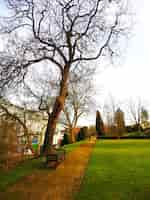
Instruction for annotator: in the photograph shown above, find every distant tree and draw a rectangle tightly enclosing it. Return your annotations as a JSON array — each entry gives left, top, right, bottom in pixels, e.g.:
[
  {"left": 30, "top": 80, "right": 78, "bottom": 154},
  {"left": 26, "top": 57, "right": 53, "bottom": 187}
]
[
  {"left": 96, "top": 110, "right": 105, "bottom": 137},
  {"left": 103, "top": 95, "right": 118, "bottom": 136},
  {"left": 141, "top": 107, "right": 149, "bottom": 123},
  {"left": 128, "top": 99, "right": 142, "bottom": 131},
  {"left": 141, "top": 107, "right": 149, "bottom": 129},
  {"left": 62, "top": 77, "right": 94, "bottom": 143},
  {"left": 128, "top": 99, "right": 149, "bottom": 131},
  {"left": 114, "top": 108, "right": 125, "bottom": 137}
]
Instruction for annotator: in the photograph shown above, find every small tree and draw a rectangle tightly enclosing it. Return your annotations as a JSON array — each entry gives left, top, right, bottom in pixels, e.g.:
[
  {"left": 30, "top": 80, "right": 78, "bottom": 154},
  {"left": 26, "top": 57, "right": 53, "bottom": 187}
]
[
  {"left": 141, "top": 107, "right": 149, "bottom": 130},
  {"left": 128, "top": 99, "right": 142, "bottom": 131},
  {"left": 141, "top": 107, "right": 149, "bottom": 123},
  {"left": 96, "top": 110, "right": 105, "bottom": 137},
  {"left": 62, "top": 77, "right": 94, "bottom": 143},
  {"left": 103, "top": 95, "right": 118, "bottom": 136}
]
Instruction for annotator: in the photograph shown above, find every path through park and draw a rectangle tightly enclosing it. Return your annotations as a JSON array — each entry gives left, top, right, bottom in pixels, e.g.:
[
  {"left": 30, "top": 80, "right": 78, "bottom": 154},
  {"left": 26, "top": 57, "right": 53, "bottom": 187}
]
[{"left": 0, "top": 139, "right": 96, "bottom": 200}]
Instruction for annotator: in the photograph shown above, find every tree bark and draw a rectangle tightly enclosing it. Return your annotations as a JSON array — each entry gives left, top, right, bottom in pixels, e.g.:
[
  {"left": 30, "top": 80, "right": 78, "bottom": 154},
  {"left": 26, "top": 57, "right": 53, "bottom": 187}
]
[
  {"left": 70, "top": 128, "right": 76, "bottom": 143},
  {"left": 42, "top": 66, "right": 69, "bottom": 154}
]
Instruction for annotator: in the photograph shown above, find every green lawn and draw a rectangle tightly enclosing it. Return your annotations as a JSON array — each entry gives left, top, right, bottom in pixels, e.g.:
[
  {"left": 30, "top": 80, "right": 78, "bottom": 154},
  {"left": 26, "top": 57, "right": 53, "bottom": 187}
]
[
  {"left": 64, "top": 140, "right": 86, "bottom": 153},
  {"left": 76, "top": 139, "right": 150, "bottom": 200},
  {"left": 0, "top": 156, "right": 45, "bottom": 192},
  {"left": 0, "top": 140, "right": 86, "bottom": 191}
]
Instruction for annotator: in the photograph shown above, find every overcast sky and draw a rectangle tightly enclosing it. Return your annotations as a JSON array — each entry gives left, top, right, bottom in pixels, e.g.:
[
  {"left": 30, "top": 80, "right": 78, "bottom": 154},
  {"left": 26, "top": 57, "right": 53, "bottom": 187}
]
[
  {"left": 88, "top": 0, "right": 150, "bottom": 125},
  {"left": 0, "top": 0, "right": 150, "bottom": 125},
  {"left": 95, "top": 0, "right": 148, "bottom": 100}
]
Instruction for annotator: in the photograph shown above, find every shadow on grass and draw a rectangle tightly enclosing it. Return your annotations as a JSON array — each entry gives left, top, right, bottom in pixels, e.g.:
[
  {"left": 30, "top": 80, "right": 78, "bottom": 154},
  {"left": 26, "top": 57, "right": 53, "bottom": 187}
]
[
  {"left": 0, "top": 140, "right": 87, "bottom": 192},
  {"left": 0, "top": 156, "right": 53, "bottom": 192}
]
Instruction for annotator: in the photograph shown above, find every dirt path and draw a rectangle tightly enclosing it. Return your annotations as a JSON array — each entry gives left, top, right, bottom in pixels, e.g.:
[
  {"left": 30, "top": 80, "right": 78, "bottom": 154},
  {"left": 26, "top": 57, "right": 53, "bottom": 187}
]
[{"left": 0, "top": 139, "right": 96, "bottom": 200}]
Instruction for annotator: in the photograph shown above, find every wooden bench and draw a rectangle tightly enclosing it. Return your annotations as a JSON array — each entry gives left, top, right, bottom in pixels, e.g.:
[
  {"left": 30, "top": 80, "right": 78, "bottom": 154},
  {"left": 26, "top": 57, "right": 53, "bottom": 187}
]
[{"left": 46, "top": 149, "right": 65, "bottom": 168}]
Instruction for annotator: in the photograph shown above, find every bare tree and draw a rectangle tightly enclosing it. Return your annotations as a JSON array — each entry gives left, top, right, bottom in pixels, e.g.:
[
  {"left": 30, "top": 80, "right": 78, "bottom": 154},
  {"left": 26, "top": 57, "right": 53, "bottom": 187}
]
[
  {"left": 103, "top": 95, "right": 114, "bottom": 126},
  {"left": 127, "top": 98, "right": 150, "bottom": 131},
  {"left": 103, "top": 95, "right": 120, "bottom": 135},
  {"left": 0, "top": 0, "right": 130, "bottom": 153},
  {"left": 61, "top": 78, "right": 94, "bottom": 142},
  {"left": 128, "top": 99, "right": 142, "bottom": 131}
]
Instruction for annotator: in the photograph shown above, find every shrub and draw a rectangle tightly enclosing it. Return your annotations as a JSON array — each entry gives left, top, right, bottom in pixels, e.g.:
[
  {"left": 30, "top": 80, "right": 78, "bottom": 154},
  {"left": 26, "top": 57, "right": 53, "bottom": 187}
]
[
  {"left": 61, "top": 133, "right": 70, "bottom": 146},
  {"left": 76, "top": 127, "right": 88, "bottom": 141}
]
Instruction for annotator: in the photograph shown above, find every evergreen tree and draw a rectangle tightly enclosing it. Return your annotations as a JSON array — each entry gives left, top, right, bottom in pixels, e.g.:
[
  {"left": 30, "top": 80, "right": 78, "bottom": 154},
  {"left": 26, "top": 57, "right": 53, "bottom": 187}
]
[{"left": 96, "top": 110, "right": 105, "bottom": 137}]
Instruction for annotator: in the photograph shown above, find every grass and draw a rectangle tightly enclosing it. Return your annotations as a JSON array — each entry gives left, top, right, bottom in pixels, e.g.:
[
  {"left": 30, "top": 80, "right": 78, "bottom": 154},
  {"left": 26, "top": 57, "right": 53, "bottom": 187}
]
[
  {"left": 32, "top": 143, "right": 38, "bottom": 151},
  {"left": 0, "top": 140, "right": 86, "bottom": 191},
  {"left": 64, "top": 140, "right": 86, "bottom": 153},
  {"left": 0, "top": 156, "right": 45, "bottom": 192},
  {"left": 76, "top": 139, "right": 150, "bottom": 200}
]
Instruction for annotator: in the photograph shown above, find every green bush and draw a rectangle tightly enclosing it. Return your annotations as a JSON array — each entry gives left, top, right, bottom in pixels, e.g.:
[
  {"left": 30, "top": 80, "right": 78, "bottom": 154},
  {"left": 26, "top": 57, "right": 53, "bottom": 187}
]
[
  {"left": 76, "top": 127, "right": 88, "bottom": 141},
  {"left": 61, "top": 133, "right": 70, "bottom": 146}
]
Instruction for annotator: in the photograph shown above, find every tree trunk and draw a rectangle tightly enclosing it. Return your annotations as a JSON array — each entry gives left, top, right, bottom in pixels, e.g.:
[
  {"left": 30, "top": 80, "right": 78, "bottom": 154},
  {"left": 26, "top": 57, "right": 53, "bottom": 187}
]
[
  {"left": 70, "top": 128, "right": 76, "bottom": 143},
  {"left": 42, "top": 66, "right": 69, "bottom": 154},
  {"left": 67, "top": 126, "right": 75, "bottom": 143}
]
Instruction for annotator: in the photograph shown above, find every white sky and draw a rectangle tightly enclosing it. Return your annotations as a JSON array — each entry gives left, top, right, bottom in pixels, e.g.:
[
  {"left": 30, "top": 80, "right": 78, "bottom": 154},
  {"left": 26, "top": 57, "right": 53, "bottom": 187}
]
[
  {"left": 87, "top": 0, "right": 150, "bottom": 125},
  {"left": 0, "top": 0, "right": 7, "bottom": 16},
  {"left": 95, "top": 0, "right": 148, "bottom": 100},
  {"left": 0, "top": 0, "right": 150, "bottom": 126}
]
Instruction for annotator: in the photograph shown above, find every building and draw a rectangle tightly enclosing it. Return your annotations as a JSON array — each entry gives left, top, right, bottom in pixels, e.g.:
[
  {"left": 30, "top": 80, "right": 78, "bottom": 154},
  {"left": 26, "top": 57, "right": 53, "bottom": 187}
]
[{"left": 0, "top": 99, "right": 64, "bottom": 148}]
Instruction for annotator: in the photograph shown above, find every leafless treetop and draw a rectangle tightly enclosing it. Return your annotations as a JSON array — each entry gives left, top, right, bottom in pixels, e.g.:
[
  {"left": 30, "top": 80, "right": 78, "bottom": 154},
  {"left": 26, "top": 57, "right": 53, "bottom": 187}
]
[{"left": 0, "top": 0, "right": 130, "bottom": 93}]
